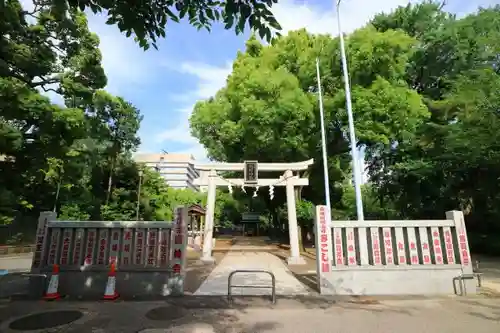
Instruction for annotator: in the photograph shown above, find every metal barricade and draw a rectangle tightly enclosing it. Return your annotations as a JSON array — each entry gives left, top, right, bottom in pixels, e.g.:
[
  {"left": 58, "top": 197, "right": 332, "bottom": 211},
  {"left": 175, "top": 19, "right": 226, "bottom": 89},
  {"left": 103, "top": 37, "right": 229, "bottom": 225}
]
[
  {"left": 228, "top": 270, "right": 276, "bottom": 305},
  {"left": 453, "top": 260, "right": 484, "bottom": 296}
]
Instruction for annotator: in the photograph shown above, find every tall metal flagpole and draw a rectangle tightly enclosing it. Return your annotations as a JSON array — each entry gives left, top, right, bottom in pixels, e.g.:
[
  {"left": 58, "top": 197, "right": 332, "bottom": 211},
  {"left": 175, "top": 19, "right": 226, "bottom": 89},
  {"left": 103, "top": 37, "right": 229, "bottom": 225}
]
[
  {"left": 315, "top": 58, "right": 332, "bottom": 215},
  {"left": 336, "top": 0, "right": 364, "bottom": 221},
  {"left": 136, "top": 170, "right": 143, "bottom": 221}
]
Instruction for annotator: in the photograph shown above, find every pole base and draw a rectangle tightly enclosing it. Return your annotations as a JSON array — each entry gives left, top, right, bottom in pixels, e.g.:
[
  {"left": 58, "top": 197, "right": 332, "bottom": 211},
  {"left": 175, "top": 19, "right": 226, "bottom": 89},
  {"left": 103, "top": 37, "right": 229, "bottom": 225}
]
[
  {"left": 200, "top": 256, "right": 216, "bottom": 264},
  {"left": 287, "top": 256, "right": 307, "bottom": 265}
]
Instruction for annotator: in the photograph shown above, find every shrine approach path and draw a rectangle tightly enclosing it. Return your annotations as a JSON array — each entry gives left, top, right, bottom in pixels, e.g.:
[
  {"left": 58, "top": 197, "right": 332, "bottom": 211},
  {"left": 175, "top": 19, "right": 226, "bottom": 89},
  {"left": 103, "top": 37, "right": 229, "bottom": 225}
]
[{"left": 194, "top": 237, "right": 311, "bottom": 296}]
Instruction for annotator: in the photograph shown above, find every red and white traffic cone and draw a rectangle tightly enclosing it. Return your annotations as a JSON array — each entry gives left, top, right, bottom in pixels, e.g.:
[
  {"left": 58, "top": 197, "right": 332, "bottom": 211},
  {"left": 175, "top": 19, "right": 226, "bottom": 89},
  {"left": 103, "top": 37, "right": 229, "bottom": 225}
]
[
  {"left": 44, "top": 264, "right": 61, "bottom": 300},
  {"left": 103, "top": 262, "right": 119, "bottom": 300}
]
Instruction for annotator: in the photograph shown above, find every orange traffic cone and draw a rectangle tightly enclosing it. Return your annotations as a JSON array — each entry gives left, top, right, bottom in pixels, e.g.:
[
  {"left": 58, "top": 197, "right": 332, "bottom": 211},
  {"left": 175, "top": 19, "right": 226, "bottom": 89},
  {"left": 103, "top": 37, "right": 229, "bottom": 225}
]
[
  {"left": 44, "top": 264, "right": 61, "bottom": 300},
  {"left": 103, "top": 262, "right": 119, "bottom": 300}
]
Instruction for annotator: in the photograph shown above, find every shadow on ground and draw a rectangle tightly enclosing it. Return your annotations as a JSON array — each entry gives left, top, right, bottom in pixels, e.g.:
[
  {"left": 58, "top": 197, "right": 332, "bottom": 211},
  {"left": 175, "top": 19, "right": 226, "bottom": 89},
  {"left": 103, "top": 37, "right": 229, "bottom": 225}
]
[
  {"left": 0, "top": 295, "right": 431, "bottom": 332},
  {"left": 459, "top": 298, "right": 500, "bottom": 322},
  {"left": 271, "top": 250, "right": 320, "bottom": 293},
  {"left": 183, "top": 251, "right": 227, "bottom": 295}
]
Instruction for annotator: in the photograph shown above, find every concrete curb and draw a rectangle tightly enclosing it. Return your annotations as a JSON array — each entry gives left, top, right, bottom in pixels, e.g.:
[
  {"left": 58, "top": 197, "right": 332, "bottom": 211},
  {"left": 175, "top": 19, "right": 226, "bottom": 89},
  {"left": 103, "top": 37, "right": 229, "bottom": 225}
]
[
  {"left": 0, "top": 269, "right": 30, "bottom": 275},
  {"left": 0, "top": 245, "right": 35, "bottom": 257}
]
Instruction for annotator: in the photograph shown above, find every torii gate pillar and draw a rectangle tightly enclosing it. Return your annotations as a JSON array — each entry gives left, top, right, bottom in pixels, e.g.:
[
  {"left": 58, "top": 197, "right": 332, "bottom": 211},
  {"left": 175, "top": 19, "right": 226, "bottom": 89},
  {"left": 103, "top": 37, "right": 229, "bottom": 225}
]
[
  {"left": 285, "top": 170, "right": 306, "bottom": 265},
  {"left": 201, "top": 170, "right": 217, "bottom": 263}
]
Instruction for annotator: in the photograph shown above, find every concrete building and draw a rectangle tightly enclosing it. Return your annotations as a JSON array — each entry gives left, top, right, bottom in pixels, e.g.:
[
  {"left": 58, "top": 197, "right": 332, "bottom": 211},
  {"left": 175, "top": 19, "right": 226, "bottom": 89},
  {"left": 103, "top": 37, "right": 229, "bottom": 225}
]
[{"left": 133, "top": 153, "right": 202, "bottom": 191}]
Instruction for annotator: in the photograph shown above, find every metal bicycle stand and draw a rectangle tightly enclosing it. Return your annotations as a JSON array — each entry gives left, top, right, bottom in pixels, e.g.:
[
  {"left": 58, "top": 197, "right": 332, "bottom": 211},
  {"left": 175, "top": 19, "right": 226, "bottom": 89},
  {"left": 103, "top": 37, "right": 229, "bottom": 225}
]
[
  {"left": 227, "top": 270, "right": 276, "bottom": 305},
  {"left": 453, "top": 260, "right": 483, "bottom": 296},
  {"left": 22, "top": 273, "right": 48, "bottom": 298}
]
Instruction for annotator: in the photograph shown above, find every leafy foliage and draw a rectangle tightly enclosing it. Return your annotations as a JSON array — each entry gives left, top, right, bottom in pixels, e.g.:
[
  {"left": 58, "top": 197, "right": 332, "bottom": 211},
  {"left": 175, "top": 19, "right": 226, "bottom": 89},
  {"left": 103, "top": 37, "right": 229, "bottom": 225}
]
[
  {"left": 189, "top": 2, "right": 500, "bottom": 254},
  {"left": 62, "top": 0, "right": 282, "bottom": 49}
]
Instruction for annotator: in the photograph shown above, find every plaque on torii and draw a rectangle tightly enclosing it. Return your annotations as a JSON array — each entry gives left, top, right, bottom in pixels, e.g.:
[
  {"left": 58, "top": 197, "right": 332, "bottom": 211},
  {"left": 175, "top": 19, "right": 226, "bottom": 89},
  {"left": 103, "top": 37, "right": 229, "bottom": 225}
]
[{"left": 244, "top": 160, "right": 258, "bottom": 185}]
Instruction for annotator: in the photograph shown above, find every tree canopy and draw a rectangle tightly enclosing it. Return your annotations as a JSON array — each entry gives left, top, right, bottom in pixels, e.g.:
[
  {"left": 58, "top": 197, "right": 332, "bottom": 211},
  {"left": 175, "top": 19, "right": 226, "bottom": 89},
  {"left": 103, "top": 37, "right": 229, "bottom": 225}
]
[{"left": 189, "top": 21, "right": 431, "bottom": 208}]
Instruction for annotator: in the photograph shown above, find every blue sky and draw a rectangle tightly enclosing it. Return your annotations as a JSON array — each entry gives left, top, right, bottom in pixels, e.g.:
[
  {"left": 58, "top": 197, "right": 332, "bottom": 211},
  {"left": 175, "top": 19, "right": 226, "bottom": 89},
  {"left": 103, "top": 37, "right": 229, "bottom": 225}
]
[{"left": 24, "top": 0, "right": 499, "bottom": 162}]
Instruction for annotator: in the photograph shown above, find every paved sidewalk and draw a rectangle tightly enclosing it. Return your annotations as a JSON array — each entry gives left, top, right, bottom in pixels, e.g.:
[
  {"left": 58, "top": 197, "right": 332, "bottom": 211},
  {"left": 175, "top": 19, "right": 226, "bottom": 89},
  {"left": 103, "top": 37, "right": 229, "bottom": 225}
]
[
  {"left": 0, "top": 253, "right": 32, "bottom": 273},
  {"left": 0, "top": 297, "right": 499, "bottom": 332},
  {"left": 194, "top": 251, "right": 311, "bottom": 296}
]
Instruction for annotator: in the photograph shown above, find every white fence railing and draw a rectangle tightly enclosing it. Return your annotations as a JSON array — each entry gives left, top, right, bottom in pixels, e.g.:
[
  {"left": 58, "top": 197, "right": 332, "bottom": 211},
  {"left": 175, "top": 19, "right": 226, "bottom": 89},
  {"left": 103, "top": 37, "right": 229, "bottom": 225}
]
[
  {"left": 30, "top": 206, "right": 188, "bottom": 297},
  {"left": 314, "top": 206, "right": 474, "bottom": 296}
]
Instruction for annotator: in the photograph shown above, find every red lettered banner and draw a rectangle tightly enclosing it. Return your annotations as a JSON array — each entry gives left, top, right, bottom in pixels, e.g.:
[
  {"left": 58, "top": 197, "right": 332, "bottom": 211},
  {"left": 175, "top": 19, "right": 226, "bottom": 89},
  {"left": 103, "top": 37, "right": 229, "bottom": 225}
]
[
  {"left": 121, "top": 229, "right": 133, "bottom": 266},
  {"left": 458, "top": 230, "right": 470, "bottom": 266},
  {"left": 97, "top": 229, "right": 109, "bottom": 265},
  {"left": 134, "top": 229, "right": 145, "bottom": 265},
  {"left": 382, "top": 228, "right": 394, "bottom": 265},
  {"left": 72, "top": 228, "right": 85, "bottom": 265},
  {"left": 171, "top": 207, "right": 186, "bottom": 275},
  {"left": 47, "top": 228, "right": 61, "bottom": 266},
  {"left": 443, "top": 227, "right": 455, "bottom": 264},
  {"left": 84, "top": 229, "right": 96, "bottom": 265},
  {"left": 371, "top": 228, "right": 381, "bottom": 265},
  {"left": 318, "top": 206, "right": 331, "bottom": 272},
  {"left": 59, "top": 229, "right": 73, "bottom": 265},
  {"left": 158, "top": 229, "right": 170, "bottom": 267},
  {"left": 431, "top": 228, "right": 443, "bottom": 265},
  {"left": 146, "top": 229, "right": 158, "bottom": 266},
  {"left": 108, "top": 230, "right": 121, "bottom": 265},
  {"left": 346, "top": 228, "right": 356, "bottom": 266}
]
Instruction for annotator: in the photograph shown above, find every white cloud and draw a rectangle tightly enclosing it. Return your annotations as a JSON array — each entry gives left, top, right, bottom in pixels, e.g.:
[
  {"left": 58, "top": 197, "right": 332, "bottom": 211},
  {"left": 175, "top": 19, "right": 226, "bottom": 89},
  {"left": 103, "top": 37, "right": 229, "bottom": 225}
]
[
  {"left": 155, "top": 61, "right": 233, "bottom": 161},
  {"left": 272, "top": 0, "right": 419, "bottom": 35},
  {"left": 156, "top": 120, "right": 195, "bottom": 145},
  {"left": 163, "top": 61, "right": 233, "bottom": 105},
  {"left": 178, "top": 62, "right": 233, "bottom": 99},
  {"left": 86, "top": 13, "right": 157, "bottom": 96}
]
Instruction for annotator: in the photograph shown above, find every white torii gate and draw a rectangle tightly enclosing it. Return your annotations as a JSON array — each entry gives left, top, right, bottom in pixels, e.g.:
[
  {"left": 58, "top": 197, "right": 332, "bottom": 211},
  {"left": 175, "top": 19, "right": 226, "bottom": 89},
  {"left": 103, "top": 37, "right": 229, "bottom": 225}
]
[{"left": 193, "top": 159, "right": 314, "bottom": 265}]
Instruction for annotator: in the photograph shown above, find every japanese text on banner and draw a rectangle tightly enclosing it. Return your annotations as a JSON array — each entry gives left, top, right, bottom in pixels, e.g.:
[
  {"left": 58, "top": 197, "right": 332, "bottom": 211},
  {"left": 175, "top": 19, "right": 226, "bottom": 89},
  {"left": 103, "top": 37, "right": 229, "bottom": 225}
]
[
  {"left": 459, "top": 231, "right": 470, "bottom": 265},
  {"left": 318, "top": 207, "right": 330, "bottom": 272}
]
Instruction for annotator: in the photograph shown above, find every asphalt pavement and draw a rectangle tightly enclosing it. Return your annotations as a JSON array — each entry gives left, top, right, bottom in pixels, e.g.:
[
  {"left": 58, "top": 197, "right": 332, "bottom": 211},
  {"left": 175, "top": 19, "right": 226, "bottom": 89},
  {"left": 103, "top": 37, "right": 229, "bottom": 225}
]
[
  {"left": 0, "top": 296, "right": 499, "bottom": 332},
  {"left": 0, "top": 253, "right": 33, "bottom": 299}
]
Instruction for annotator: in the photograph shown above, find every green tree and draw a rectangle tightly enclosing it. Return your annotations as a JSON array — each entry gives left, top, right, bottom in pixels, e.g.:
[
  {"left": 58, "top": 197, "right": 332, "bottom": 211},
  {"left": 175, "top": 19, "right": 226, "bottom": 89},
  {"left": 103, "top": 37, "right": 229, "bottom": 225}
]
[
  {"left": 1, "top": 2, "right": 156, "bottom": 243},
  {"left": 366, "top": 3, "right": 500, "bottom": 255},
  {"left": 0, "top": 1, "right": 107, "bottom": 223},
  {"left": 87, "top": 91, "right": 142, "bottom": 204},
  {"left": 189, "top": 27, "right": 429, "bottom": 224}
]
